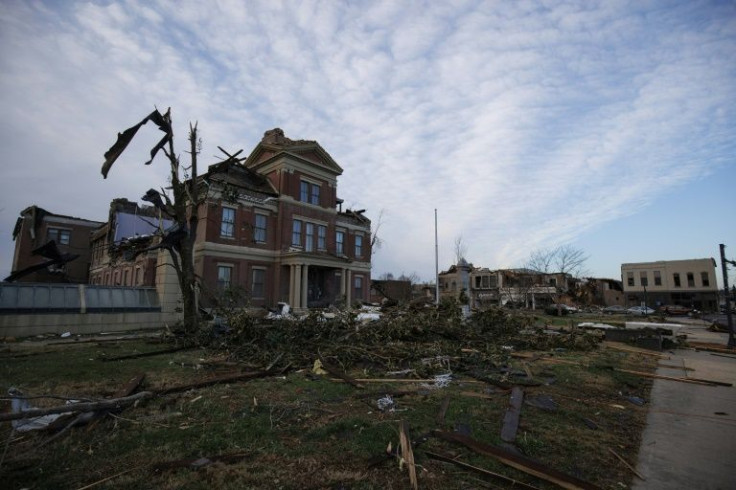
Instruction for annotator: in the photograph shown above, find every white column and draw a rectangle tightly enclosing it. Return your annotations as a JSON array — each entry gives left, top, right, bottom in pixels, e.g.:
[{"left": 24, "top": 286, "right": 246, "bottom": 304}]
[
  {"left": 301, "top": 264, "right": 309, "bottom": 309},
  {"left": 345, "top": 269, "right": 352, "bottom": 305},
  {"left": 288, "top": 265, "right": 295, "bottom": 306},
  {"left": 293, "top": 265, "right": 302, "bottom": 308}
]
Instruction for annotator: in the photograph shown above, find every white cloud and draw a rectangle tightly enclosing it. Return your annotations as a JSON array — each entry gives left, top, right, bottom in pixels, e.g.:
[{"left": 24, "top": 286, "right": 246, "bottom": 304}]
[{"left": 0, "top": 0, "right": 734, "bottom": 284}]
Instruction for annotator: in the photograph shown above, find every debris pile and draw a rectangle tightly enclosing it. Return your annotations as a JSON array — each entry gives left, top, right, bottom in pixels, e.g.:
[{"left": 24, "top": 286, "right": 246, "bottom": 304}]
[{"left": 206, "top": 302, "right": 601, "bottom": 379}]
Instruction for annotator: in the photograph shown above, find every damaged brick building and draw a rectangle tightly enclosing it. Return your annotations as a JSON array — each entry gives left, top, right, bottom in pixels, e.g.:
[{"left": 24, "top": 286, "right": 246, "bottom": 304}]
[{"left": 8, "top": 129, "right": 372, "bottom": 312}]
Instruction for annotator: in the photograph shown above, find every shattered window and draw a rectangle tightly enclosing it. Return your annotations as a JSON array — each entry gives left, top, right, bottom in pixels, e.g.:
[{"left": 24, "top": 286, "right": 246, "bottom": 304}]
[
  {"left": 654, "top": 271, "right": 662, "bottom": 286},
  {"left": 336, "top": 230, "right": 345, "bottom": 255},
  {"left": 220, "top": 207, "right": 235, "bottom": 238},
  {"left": 292, "top": 220, "right": 302, "bottom": 247},
  {"left": 482, "top": 275, "right": 490, "bottom": 288},
  {"left": 355, "top": 235, "right": 363, "bottom": 257},
  {"left": 47, "top": 228, "right": 71, "bottom": 245},
  {"left": 254, "top": 214, "right": 267, "bottom": 243},
  {"left": 252, "top": 268, "right": 265, "bottom": 298},
  {"left": 317, "top": 225, "right": 327, "bottom": 250},
  {"left": 701, "top": 272, "right": 710, "bottom": 287},
  {"left": 217, "top": 265, "right": 232, "bottom": 289}
]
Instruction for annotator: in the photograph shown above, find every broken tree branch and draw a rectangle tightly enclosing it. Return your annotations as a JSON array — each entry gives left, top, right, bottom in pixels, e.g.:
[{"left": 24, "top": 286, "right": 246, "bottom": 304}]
[{"left": 0, "top": 392, "right": 152, "bottom": 423}]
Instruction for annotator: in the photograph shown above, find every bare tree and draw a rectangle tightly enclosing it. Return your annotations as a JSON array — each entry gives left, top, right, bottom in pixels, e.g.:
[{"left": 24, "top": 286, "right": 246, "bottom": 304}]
[
  {"left": 525, "top": 245, "right": 588, "bottom": 313},
  {"left": 397, "top": 272, "right": 420, "bottom": 284},
  {"left": 101, "top": 109, "right": 202, "bottom": 334},
  {"left": 454, "top": 235, "right": 468, "bottom": 264},
  {"left": 370, "top": 209, "right": 385, "bottom": 256}
]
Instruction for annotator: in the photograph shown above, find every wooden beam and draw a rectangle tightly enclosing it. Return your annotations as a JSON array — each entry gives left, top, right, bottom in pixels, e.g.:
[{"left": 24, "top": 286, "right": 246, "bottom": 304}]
[{"left": 433, "top": 431, "right": 601, "bottom": 490}]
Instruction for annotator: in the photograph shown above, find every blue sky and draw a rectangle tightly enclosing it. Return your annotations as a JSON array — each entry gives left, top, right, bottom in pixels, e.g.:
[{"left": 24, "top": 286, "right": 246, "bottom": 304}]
[{"left": 0, "top": 0, "right": 734, "bottom": 286}]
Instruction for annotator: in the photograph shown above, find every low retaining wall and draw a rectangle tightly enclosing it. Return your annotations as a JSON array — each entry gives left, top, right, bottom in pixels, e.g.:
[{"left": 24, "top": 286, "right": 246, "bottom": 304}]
[
  {"left": 0, "top": 283, "right": 181, "bottom": 338},
  {"left": 0, "top": 311, "right": 179, "bottom": 338}
]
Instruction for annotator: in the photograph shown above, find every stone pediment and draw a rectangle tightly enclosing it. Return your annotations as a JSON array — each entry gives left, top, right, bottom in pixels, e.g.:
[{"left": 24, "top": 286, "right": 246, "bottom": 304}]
[{"left": 244, "top": 128, "right": 343, "bottom": 176}]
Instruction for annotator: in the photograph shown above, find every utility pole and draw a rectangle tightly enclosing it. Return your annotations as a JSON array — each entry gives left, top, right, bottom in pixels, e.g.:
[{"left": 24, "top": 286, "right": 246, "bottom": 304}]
[
  {"left": 719, "top": 244, "right": 735, "bottom": 348},
  {"left": 435, "top": 209, "right": 439, "bottom": 305}
]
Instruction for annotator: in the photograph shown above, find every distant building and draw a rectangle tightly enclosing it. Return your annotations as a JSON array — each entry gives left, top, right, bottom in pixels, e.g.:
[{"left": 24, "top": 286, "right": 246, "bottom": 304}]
[
  {"left": 578, "top": 277, "right": 624, "bottom": 307},
  {"left": 621, "top": 259, "right": 719, "bottom": 311},
  {"left": 10, "top": 205, "right": 103, "bottom": 283},
  {"left": 438, "top": 262, "right": 574, "bottom": 309}
]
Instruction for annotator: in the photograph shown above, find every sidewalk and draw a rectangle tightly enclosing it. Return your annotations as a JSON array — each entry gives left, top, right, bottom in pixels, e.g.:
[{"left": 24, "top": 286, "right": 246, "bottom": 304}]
[{"left": 633, "top": 323, "right": 736, "bottom": 490}]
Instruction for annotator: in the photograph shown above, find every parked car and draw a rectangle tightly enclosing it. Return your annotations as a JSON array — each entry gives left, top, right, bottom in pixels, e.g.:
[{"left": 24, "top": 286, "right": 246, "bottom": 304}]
[
  {"left": 627, "top": 306, "right": 656, "bottom": 316},
  {"left": 658, "top": 305, "right": 691, "bottom": 316},
  {"left": 602, "top": 305, "right": 627, "bottom": 314}
]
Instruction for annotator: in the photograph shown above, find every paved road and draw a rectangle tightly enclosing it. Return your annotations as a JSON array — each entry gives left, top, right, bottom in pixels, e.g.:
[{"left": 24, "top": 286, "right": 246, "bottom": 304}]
[{"left": 633, "top": 323, "right": 736, "bottom": 490}]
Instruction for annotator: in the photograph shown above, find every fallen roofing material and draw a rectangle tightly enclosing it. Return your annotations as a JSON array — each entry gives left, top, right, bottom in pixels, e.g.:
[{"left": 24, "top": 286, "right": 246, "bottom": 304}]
[{"left": 500, "top": 386, "right": 524, "bottom": 442}]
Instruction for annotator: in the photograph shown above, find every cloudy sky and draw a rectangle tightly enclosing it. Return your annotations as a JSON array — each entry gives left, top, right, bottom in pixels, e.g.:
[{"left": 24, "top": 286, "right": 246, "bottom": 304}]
[{"left": 1, "top": 0, "right": 734, "bottom": 285}]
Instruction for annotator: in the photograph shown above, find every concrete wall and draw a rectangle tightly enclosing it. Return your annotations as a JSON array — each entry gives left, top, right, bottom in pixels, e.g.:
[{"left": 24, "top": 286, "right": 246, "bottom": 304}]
[{"left": 0, "top": 311, "right": 166, "bottom": 338}]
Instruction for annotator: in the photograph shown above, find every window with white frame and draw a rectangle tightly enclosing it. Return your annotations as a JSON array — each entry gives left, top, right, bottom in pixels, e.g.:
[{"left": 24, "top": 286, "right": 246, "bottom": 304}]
[
  {"left": 310, "top": 184, "right": 320, "bottom": 205},
  {"left": 336, "top": 229, "right": 345, "bottom": 255},
  {"left": 317, "top": 225, "right": 327, "bottom": 250},
  {"left": 48, "top": 228, "right": 71, "bottom": 245},
  {"left": 305, "top": 223, "right": 314, "bottom": 252},
  {"left": 217, "top": 265, "right": 232, "bottom": 289},
  {"left": 355, "top": 234, "right": 363, "bottom": 257},
  {"left": 300, "top": 181, "right": 309, "bottom": 202},
  {"left": 254, "top": 214, "right": 267, "bottom": 243},
  {"left": 252, "top": 268, "right": 265, "bottom": 298},
  {"left": 292, "top": 219, "right": 302, "bottom": 247},
  {"left": 220, "top": 207, "right": 235, "bottom": 238}
]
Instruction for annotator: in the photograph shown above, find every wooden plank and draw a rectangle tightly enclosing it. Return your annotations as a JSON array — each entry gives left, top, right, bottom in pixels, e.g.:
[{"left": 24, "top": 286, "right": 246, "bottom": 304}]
[
  {"left": 426, "top": 451, "right": 542, "bottom": 490},
  {"left": 433, "top": 430, "right": 601, "bottom": 490},
  {"left": 318, "top": 356, "right": 363, "bottom": 389},
  {"left": 615, "top": 368, "right": 726, "bottom": 386},
  {"left": 436, "top": 396, "right": 451, "bottom": 425},
  {"left": 603, "top": 342, "right": 670, "bottom": 359},
  {"left": 157, "top": 371, "right": 270, "bottom": 396},
  {"left": 501, "top": 386, "right": 524, "bottom": 443},
  {"left": 101, "top": 345, "right": 195, "bottom": 362},
  {"left": 399, "top": 421, "right": 418, "bottom": 490},
  {"left": 608, "top": 448, "right": 645, "bottom": 481}
]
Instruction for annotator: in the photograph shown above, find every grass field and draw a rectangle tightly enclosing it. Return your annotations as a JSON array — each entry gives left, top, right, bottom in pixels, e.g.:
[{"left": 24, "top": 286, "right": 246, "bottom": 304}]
[{"left": 0, "top": 314, "right": 658, "bottom": 489}]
